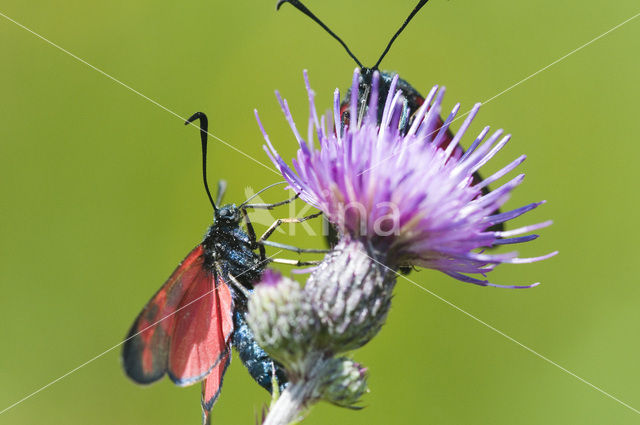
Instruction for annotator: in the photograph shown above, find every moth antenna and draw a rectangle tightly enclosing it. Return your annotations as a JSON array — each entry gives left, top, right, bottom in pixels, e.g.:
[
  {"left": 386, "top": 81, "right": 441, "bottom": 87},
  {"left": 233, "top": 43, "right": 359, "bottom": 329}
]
[
  {"left": 373, "top": 0, "right": 431, "bottom": 70},
  {"left": 185, "top": 112, "right": 217, "bottom": 212},
  {"left": 277, "top": 0, "right": 363, "bottom": 68},
  {"left": 239, "top": 181, "right": 287, "bottom": 208}
]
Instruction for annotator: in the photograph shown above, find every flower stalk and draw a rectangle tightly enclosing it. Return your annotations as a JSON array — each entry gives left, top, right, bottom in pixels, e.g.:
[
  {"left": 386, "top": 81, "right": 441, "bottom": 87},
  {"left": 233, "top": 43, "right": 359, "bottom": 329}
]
[{"left": 263, "top": 353, "right": 329, "bottom": 425}]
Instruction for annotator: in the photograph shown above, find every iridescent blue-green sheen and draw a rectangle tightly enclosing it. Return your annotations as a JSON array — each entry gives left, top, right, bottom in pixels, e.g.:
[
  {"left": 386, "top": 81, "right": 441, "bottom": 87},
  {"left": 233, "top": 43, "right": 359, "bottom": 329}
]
[{"left": 233, "top": 307, "right": 287, "bottom": 393}]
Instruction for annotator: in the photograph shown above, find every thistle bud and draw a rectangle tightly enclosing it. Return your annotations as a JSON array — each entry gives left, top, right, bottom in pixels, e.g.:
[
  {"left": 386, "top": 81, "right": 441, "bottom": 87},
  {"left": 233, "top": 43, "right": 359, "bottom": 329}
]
[
  {"left": 318, "top": 357, "right": 368, "bottom": 408},
  {"left": 247, "top": 270, "right": 318, "bottom": 372},
  {"left": 304, "top": 239, "right": 396, "bottom": 352}
]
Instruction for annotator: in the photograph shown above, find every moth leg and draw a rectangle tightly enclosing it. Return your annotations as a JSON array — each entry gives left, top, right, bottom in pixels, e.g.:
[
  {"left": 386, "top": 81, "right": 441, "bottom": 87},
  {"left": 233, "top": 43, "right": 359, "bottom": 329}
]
[
  {"left": 258, "top": 211, "right": 323, "bottom": 243},
  {"left": 219, "top": 265, "right": 251, "bottom": 299},
  {"left": 243, "top": 193, "right": 299, "bottom": 210},
  {"left": 270, "top": 258, "right": 320, "bottom": 267},
  {"left": 260, "top": 240, "right": 329, "bottom": 254},
  {"left": 241, "top": 208, "right": 266, "bottom": 260}
]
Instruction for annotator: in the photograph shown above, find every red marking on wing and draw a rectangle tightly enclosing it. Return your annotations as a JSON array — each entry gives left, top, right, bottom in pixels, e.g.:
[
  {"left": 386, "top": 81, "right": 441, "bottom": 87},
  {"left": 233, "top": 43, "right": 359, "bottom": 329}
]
[
  {"left": 200, "top": 351, "right": 231, "bottom": 425},
  {"left": 168, "top": 272, "right": 234, "bottom": 386},
  {"left": 122, "top": 245, "right": 206, "bottom": 384},
  {"left": 339, "top": 102, "right": 350, "bottom": 128}
]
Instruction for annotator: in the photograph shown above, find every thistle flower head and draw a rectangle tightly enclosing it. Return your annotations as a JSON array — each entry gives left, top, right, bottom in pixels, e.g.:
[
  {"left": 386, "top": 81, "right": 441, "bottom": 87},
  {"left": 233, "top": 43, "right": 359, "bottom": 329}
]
[{"left": 256, "top": 69, "right": 556, "bottom": 288}]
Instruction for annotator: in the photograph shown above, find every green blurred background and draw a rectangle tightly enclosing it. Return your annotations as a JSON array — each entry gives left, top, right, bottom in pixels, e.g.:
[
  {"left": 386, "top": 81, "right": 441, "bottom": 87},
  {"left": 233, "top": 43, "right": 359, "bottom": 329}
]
[{"left": 1, "top": 0, "right": 639, "bottom": 424}]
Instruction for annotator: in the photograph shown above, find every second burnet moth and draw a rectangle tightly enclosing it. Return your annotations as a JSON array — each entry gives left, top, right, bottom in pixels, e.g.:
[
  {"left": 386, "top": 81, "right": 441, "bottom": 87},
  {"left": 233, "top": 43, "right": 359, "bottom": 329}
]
[{"left": 277, "top": 0, "right": 505, "bottom": 256}]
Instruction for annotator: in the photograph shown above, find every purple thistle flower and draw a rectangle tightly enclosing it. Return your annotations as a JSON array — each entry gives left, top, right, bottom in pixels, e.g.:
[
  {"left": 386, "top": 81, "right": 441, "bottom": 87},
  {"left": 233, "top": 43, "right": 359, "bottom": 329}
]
[
  {"left": 255, "top": 69, "right": 556, "bottom": 288},
  {"left": 258, "top": 269, "right": 284, "bottom": 287}
]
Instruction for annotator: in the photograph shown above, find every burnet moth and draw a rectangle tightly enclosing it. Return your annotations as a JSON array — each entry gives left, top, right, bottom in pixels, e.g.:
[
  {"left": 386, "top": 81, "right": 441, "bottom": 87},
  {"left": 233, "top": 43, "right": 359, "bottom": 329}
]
[
  {"left": 121, "top": 112, "right": 322, "bottom": 423},
  {"left": 277, "top": 0, "right": 504, "bottom": 257},
  {"left": 276, "top": 1, "right": 455, "bottom": 141}
]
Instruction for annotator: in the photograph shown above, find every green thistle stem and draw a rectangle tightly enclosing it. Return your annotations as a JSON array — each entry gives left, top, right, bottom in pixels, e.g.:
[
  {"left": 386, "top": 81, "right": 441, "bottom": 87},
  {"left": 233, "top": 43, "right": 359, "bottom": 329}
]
[{"left": 263, "top": 354, "right": 328, "bottom": 425}]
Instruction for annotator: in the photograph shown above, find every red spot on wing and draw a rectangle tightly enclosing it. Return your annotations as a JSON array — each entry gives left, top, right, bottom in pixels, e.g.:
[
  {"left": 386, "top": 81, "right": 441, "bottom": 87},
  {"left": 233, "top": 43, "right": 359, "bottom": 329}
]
[
  {"left": 168, "top": 272, "right": 234, "bottom": 386},
  {"left": 122, "top": 245, "right": 205, "bottom": 384},
  {"left": 200, "top": 351, "right": 231, "bottom": 424},
  {"left": 339, "top": 101, "right": 350, "bottom": 128}
]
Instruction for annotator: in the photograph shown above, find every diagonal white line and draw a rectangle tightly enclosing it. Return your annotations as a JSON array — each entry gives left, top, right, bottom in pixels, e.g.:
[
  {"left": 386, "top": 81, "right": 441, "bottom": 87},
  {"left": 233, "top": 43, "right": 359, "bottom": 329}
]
[
  {"left": 356, "top": 10, "right": 640, "bottom": 178},
  {"left": 0, "top": 250, "right": 283, "bottom": 416},
  {"left": 364, "top": 253, "right": 640, "bottom": 415},
  {"left": 405, "top": 280, "right": 640, "bottom": 414},
  {"left": 0, "top": 10, "right": 279, "bottom": 175},
  {"left": 480, "top": 10, "right": 640, "bottom": 107},
  {"left": 1, "top": 3, "right": 639, "bottom": 419}
]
